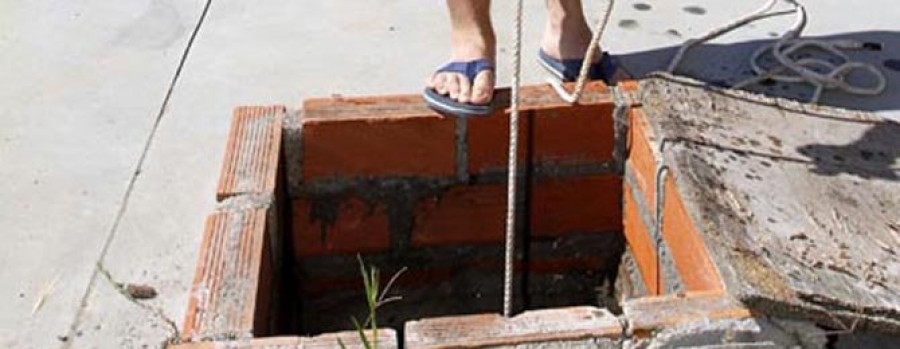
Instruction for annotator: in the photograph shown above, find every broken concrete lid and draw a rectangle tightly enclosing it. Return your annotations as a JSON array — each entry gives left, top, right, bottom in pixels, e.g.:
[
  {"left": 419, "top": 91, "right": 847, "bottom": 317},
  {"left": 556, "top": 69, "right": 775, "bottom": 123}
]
[{"left": 637, "top": 74, "right": 900, "bottom": 333}]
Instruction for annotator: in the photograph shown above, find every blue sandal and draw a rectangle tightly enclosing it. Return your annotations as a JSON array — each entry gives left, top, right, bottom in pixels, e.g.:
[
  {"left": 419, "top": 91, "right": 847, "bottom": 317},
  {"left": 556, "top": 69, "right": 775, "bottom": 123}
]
[
  {"left": 537, "top": 49, "right": 618, "bottom": 84},
  {"left": 423, "top": 59, "right": 495, "bottom": 117}
]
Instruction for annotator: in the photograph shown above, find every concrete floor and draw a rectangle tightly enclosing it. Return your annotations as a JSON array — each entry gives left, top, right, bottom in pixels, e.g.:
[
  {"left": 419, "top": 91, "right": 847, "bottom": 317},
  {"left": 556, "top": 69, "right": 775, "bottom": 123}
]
[{"left": 0, "top": 1, "right": 897, "bottom": 348}]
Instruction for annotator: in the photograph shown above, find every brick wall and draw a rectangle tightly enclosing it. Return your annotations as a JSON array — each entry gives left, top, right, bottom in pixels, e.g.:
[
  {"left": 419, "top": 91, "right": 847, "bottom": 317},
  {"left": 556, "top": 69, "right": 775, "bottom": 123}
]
[
  {"left": 286, "top": 82, "right": 621, "bottom": 255},
  {"left": 280, "top": 82, "right": 628, "bottom": 334}
]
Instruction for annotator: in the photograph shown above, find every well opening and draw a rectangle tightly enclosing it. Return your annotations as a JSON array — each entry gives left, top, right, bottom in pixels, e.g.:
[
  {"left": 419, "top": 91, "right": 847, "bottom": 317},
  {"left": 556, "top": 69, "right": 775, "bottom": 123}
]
[
  {"left": 281, "top": 192, "right": 625, "bottom": 336},
  {"left": 273, "top": 86, "right": 627, "bottom": 336},
  {"left": 183, "top": 84, "right": 641, "bottom": 344}
]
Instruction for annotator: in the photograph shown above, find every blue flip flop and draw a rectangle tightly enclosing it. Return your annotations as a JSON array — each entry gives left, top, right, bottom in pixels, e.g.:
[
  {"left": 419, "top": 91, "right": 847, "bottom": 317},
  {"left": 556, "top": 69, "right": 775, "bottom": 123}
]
[
  {"left": 537, "top": 49, "right": 618, "bottom": 84},
  {"left": 423, "top": 59, "right": 495, "bottom": 117}
]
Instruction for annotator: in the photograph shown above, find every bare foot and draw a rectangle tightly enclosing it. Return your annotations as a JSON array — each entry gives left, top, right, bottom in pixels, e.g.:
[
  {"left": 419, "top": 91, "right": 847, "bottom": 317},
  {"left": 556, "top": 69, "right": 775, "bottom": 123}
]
[
  {"left": 428, "top": 0, "right": 496, "bottom": 105},
  {"left": 541, "top": 0, "right": 598, "bottom": 61},
  {"left": 428, "top": 33, "right": 496, "bottom": 105}
]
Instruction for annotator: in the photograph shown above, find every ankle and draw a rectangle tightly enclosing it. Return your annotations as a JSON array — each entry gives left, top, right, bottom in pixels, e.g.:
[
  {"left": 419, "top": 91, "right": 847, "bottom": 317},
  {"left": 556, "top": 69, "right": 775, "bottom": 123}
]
[
  {"left": 451, "top": 28, "right": 496, "bottom": 61},
  {"left": 541, "top": 26, "right": 593, "bottom": 60},
  {"left": 546, "top": 17, "right": 591, "bottom": 41}
]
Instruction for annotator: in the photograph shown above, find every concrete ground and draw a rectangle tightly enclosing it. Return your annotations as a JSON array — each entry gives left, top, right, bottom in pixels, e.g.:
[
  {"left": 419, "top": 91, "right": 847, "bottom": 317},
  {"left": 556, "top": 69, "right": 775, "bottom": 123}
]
[{"left": 1, "top": 1, "right": 897, "bottom": 348}]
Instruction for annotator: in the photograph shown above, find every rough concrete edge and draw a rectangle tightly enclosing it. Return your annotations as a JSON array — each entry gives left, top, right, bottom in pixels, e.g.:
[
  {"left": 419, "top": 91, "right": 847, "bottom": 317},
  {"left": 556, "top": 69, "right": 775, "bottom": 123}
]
[
  {"left": 627, "top": 316, "right": 828, "bottom": 349},
  {"left": 616, "top": 247, "right": 650, "bottom": 303},
  {"left": 740, "top": 294, "right": 900, "bottom": 335},
  {"left": 640, "top": 72, "right": 885, "bottom": 123}
]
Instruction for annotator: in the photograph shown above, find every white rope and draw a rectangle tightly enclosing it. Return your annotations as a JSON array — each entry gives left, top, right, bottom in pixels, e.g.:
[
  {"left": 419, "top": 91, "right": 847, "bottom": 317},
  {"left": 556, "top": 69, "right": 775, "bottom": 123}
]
[
  {"left": 503, "top": 0, "right": 524, "bottom": 318},
  {"left": 670, "top": 0, "right": 886, "bottom": 104},
  {"left": 667, "top": 0, "right": 779, "bottom": 73},
  {"left": 548, "top": 0, "right": 616, "bottom": 103}
]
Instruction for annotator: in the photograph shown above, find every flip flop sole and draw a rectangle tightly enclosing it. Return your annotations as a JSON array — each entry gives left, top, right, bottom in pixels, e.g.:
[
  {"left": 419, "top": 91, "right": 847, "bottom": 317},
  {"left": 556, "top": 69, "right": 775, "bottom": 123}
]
[
  {"left": 423, "top": 88, "right": 494, "bottom": 117},
  {"left": 538, "top": 51, "right": 618, "bottom": 84}
]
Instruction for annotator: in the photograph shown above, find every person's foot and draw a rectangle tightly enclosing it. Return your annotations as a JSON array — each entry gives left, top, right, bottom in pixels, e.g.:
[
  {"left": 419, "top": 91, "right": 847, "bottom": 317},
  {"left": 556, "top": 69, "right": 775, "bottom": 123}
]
[
  {"left": 428, "top": 29, "right": 496, "bottom": 105},
  {"left": 541, "top": 0, "right": 598, "bottom": 62}
]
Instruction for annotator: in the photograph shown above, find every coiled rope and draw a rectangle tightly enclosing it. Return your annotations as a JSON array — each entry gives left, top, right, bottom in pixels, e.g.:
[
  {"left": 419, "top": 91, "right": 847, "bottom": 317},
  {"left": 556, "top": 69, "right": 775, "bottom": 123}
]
[{"left": 670, "top": 0, "right": 886, "bottom": 104}]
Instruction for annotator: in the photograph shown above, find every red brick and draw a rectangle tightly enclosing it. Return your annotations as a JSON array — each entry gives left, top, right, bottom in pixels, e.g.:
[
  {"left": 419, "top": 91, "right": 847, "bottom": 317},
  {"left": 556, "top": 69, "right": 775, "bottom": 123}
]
[
  {"left": 530, "top": 175, "right": 622, "bottom": 236},
  {"left": 624, "top": 292, "right": 751, "bottom": 335},
  {"left": 411, "top": 175, "right": 621, "bottom": 247},
  {"left": 170, "top": 330, "right": 398, "bottom": 348},
  {"left": 303, "top": 94, "right": 434, "bottom": 119},
  {"left": 627, "top": 108, "right": 659, "bottom": 212},
  {"left": 619, "top": 79, "right": 640, "bottom": 93},
  {"left": 303, "top": 255, "right": 613, "bottom": 296},
  {"left": 411, "top": 183, "right": 506, "bottom": 246},
  {"left": 300, "top": 82, "right": 610, "bottom": 120},
  {"left": 626, "top": 106, "right": 723, "bottom": 293},
  {"left": 509, "top": 81, "right": 613, "bottom": 109},
  {"left": 183, "top": 208, "right": 270, "bottom": 342},
  {"left": 216, "top": 106, "right": 284, "bottom": 201},
  {"left": 292, "top": 197, "right": 391, "bottom": 256},
  {"left": 623, "top": 182, "right": 661, "bottom": 295},
  {"left": 300, "top": 114, "right": 456, "bottom": 180},
  {"left": 405, "top": 307, "right": 621, "bottom": 348},
  {"left": 301, "top": 268, "right": 458, "bottom": 297},
  {"left": 299, "top": 83, "right": 614, "bottom": 180},
  {"left": 660, "top": 177, "right": 724, "bottom": 292},
  {"left": 467, "top": 103, "right": 616, "bottom": 174}
]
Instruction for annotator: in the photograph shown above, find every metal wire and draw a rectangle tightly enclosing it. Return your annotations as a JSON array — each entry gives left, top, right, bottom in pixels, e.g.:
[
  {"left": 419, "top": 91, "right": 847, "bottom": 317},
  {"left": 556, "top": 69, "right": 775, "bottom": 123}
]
[
  {"left": 653, "top": 141, "right": 670, "bottom": 295},
  {"left": 503, "top": 0, "right": 524, "bottom": 318}
]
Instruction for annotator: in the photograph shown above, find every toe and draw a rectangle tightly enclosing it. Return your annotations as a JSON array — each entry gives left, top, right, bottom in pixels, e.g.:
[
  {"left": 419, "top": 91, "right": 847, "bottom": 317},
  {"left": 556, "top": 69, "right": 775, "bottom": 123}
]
[
  {"left": 427, "top": 73, "right": 439, "bottom": 89},
  {"left": 447, "top": 74, "right": 461, "bottom": 99},
  {"left": 435, "top": 74, "right": 448, "bottom": 94},
  {"left": 470, "top": 70, "right": 495, "bottom": 104},
  {"left": 457, "top": 75, "right": 472, "bottom": 104}
]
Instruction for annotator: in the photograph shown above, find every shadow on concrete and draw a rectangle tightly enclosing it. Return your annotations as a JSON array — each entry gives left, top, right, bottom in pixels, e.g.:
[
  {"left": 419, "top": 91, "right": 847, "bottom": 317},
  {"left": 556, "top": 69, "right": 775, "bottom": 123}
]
[
  {"left": 796, "top": 120, "right": 900, "bottom": 180},
  {"left": 616, "top": 30, "right": 900, "bottom": 115}
]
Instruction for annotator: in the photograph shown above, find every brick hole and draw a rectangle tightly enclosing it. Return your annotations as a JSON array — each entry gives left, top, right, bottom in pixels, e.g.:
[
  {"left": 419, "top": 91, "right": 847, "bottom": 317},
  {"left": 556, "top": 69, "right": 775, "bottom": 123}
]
[
  {"left": 281, "top": 171, "right": 625, "bottom": 337},
  {"left": 274, "top": 86, "right": 627, "bottom": 337},
  {"left": 188, "top": 84, "right": 731, "bottom": 346}
]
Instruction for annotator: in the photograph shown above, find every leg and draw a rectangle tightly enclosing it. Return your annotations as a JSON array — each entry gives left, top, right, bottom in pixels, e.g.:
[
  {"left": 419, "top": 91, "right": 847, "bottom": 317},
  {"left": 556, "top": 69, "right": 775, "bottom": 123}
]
[
  {"left": 428, "top": 0, "right": 495, "bottom": 105},
  {"left": 542, "top": 0, "right": 596, "bottom": 61}
]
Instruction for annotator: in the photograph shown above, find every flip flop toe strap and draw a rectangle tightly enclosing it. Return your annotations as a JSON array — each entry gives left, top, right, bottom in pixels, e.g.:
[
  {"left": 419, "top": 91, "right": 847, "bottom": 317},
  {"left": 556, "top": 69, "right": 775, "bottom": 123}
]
[{"left": 437, "top": 59, "right": 494, "bottom": 82}]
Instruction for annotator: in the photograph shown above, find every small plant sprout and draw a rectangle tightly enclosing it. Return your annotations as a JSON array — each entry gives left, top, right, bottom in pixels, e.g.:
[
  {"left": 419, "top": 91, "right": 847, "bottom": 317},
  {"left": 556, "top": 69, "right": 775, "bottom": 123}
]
[{"left": 338, "top": 255, "right": 407, "bottom": 349}]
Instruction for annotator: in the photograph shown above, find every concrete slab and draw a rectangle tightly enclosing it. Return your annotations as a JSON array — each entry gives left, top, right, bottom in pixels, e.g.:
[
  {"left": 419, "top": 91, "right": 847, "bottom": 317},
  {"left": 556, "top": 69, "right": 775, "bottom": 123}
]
[
  {"left": 638, "top": 75, "right": 900, "bottom": 332},
  {"left": 0, "top": 1, "right": 203, "bottom": 348}
]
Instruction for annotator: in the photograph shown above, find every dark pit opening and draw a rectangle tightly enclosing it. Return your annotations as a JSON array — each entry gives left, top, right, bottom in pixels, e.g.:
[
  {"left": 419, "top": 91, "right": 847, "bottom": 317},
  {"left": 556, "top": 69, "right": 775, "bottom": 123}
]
[
  {"left": 268, "top": 175, "right": 627, "bottom": 337},
  {"left": 290, "top": 233, "right": 624, "bottom": 335},
  {"left": 264, "top": 96, "right": 629, "bottom": 338}
]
